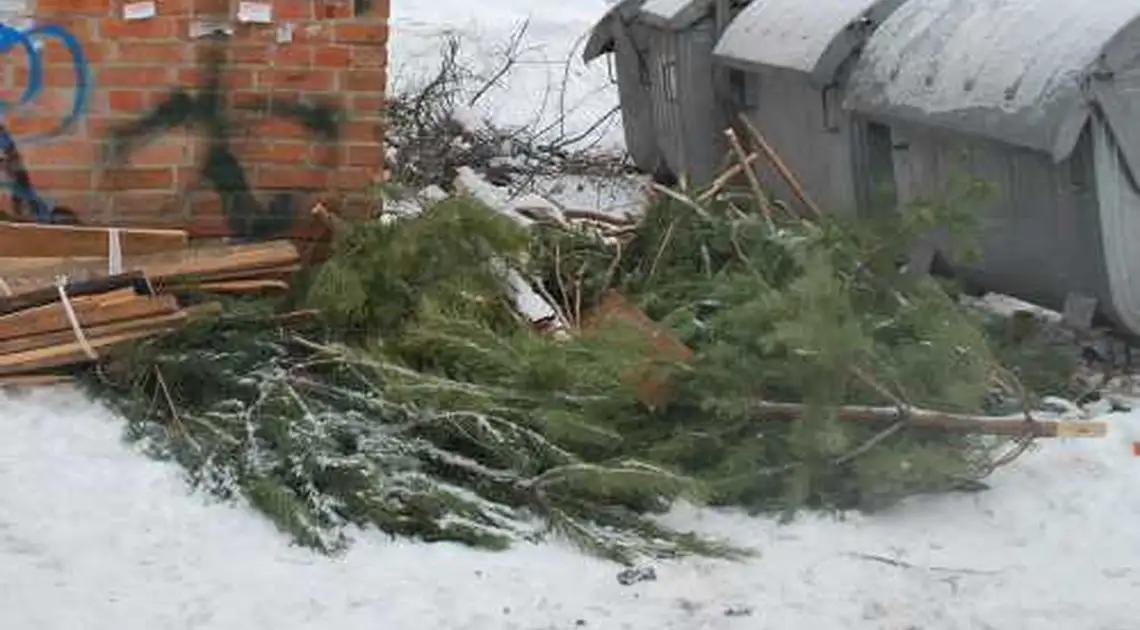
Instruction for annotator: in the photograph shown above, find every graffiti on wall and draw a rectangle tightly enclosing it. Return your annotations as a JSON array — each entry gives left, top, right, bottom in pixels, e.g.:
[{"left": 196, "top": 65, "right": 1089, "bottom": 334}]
[
  {"left": 0, "top": 21, "right": 90, "bottom": 223},
  {"left": 104, "top": 31, "right": 343, "bottom": 240}
]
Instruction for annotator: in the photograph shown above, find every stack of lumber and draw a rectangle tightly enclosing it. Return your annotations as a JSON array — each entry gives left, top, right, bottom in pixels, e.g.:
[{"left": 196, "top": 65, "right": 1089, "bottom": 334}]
[{"left": 0, "top": 221, "right": 303, "bottom": 384}]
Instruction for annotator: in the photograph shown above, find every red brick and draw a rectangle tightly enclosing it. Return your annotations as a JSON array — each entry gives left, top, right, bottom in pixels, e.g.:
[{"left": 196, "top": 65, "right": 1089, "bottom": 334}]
[
  {"left": 41, "top": 40, "right": 107, "bottom": 64},
  {"left": 346, "top": 144, "right": 382, "bottom": 167},
  {"left": 311, "top": 144, "right": 342, "bottom": 167},
  {"left": 254, "top": 119, "right": 318, "bottom": 141},
  {"left": 110, "top": 192, "right": 183, "bottom": 224},
  {"left": 114, "top": 42, "right": 189, "bottom": 64},
  {"left": 351, "top": 46, "right": 387, "bottom": 68},
  {"left": 315, "top": 46, "right": 352, "bottom": 69},
  {"left": 3, "top": 115, "right": 75, "bottom": 137},
  {"left": 13, "top": 64, "right": 86, "bottom": 88},
  {"left": 33, "top": 168, "right": 95, "bottom": 190},
  {"left": 21, "top": 141, "right": 98, "bottom": 166},
  {"left": 331, "top": 167, "right": 374, "bottom": 190},
  {"left": 98, "top": 66, "right": 173, "bottom": 88},
  {"left": 230, "top": 44, "right": 271, "bottom": 66},
  {"left": 117, "top": 140, "right": 191, "bottom": 167},
  {"left": 349, "top": 94, "right": 386, "bottom": 111},
  {"left": 241, "top": 141, "right": 312, "bottom": 164},
  {"left": 99, "top": 167, "right": 176, "bottom": 190},
  {"left": 340, "top": 70, "right": 385, "bottom": 92},
  {"left": 255, "top": 167, "right": 329, "bottom": 189},
  {"left": 37, "top": 0, "right": 107, "bottom": 14},
  {"left": 258, "top": 70, "right": 334, "bottom": 91},
  {"left": 333, "top": 23, "right": 387, "bottom": 44},
  {"left": 178, "top": 67, "right": 255, "bottom": 90},
  {"left": 278, "top": 0, "right": 316, "bottom": 20},
  {"left": 106, "top": 89, "right": 153, "bottom": 112},
  {"left": 99, "top": 16, "right": 178, "bottom": 39},
  {"left": 274, "top": 45, "right": 313, "bottom": 68}
]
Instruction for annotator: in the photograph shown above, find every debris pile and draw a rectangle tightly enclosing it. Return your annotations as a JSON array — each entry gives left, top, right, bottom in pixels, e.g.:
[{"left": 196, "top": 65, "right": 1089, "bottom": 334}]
[{"left": 49, "top": 135, "right": 1108, "bottom": 565}]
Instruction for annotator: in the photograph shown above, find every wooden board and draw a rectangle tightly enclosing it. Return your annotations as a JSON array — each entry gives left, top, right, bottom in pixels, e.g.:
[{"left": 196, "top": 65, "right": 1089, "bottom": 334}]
[
  {"left": 0, "top": 222, "right": 187, "bottom": 258},
  {"left": 0, "top": 314, "right": 187, "bottom": 376},
  {"left": 0, "top": 241, "right": 300, "bottom": 301},
  {"left": 0, "top": 289, "right": 176, "bottom": 341}
]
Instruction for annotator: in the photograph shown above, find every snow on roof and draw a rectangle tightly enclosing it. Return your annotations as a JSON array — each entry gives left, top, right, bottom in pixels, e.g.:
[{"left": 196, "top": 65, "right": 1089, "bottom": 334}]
[
  {"left": 713, "top": 0, "right": 907, "bottom": 87},
  {"left": 583, "top": 0, "right": 647, "bottom": 62},
  {"left": 638, "top": 0, "right": 714, "bottom": 29},
  {"left": 844, "top": 0, "right": 1140, "bottom": 162}
]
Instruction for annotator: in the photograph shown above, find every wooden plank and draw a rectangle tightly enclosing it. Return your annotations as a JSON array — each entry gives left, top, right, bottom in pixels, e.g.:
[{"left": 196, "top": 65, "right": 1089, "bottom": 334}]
[
  {"left": 0, "top": 298, "right": 181, "bottom": 352},
  {"left": 0, "top": 289, "right": 176, "bottom": 341},
  {"left": 166, "top": 279, "right": 290, "bottom": 295},
  {"left": 0, "top": 315, "right": 187, "bottom": 376},
  {"left": 0, "top": 273, "right": 150, "bottom": 317},
  {"left": 0, "top": 310, "right": 187, "bottom": 355},
  {"left": 0, "top": 374, "right": 74, "bottom": 387},
  {"left": 0, "top": 222, "right": 188, "bottom": 258},
  {"left": 0, "top": 241, "right": 300, "bottom": 301}
]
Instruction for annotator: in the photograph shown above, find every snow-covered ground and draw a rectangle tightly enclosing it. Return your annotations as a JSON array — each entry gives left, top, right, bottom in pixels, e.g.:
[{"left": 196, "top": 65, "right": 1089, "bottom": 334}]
[
  {"left": 3, "top": 2, "right": 1140, "bottom": 628},
  {"left": 3, "top": 385, "right": 1138, "bottom": 630}
]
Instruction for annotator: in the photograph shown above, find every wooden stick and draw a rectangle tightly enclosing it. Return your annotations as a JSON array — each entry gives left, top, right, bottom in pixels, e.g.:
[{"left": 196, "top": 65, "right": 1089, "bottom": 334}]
[
  {"left": 559, "top": 208, "right": 636, "bottom": 227},
  {"left": 738, "top": 114, "right": 823, "bottom": 219},
  {"left": 165, "top": 279, "right": 290, "bottom": 294},
  {"left": 748, "top": 400, "right": 1107, "bottom": 438},
  {"left": 698, "top": 151, "right": 758, "bottom": 203},
  {"left": 724, "top": 128, "right": 775, "bottom": 228}
]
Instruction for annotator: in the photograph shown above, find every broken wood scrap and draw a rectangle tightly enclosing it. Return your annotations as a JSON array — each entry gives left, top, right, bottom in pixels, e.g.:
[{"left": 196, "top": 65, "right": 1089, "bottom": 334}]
[
  {"left": 0, "top": 221, "right": 188, "bottom": 258},
  {"left": 747, "top": 400, "right": 1107, "bottom": 438}
]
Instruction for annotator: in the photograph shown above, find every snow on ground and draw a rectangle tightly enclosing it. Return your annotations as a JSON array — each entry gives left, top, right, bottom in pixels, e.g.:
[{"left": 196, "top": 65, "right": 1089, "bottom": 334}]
[{"left": 2, "top": 385, "right": 1139, "bottom": 629}]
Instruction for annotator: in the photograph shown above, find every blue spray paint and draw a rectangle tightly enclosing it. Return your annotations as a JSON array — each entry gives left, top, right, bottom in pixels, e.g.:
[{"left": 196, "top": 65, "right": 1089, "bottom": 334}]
[{"left": 0, "top": 21, "right": 90, "bottom": 222}]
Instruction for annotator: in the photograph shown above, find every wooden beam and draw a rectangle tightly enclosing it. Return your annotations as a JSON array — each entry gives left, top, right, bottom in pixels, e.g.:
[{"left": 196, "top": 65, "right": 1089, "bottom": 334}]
[{"left": 0, "top": 222, "right": 187, "bottom": 258}]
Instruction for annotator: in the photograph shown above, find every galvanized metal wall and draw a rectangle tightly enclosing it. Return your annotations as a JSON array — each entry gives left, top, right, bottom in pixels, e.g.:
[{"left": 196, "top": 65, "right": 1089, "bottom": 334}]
[
  {"left": 608, "top": 16, "right": 664, "bottom": 172},
  {"left": 646, "top": 18, "right": 724, "bottom": 185},
  {"left": 889, "top": 121, "right": 1111, "bottom": 313},
  {"left": 738, "top": 68, "right": 861, "bottom": 214}
]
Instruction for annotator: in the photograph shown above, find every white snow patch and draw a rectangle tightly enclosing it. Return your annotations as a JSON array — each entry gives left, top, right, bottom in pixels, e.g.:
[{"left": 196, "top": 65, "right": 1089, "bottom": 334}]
[{"left": 2, "top": 384, "right": 1140, "bottom": 629}]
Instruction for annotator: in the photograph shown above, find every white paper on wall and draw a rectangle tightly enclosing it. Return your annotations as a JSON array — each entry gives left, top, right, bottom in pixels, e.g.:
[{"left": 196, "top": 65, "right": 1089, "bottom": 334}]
[
  {"left": 123, "top": 1, "right": 157, "bottom": 20},
  {"left": 236, "top": 1, "right": 273, "bottom": 24}
]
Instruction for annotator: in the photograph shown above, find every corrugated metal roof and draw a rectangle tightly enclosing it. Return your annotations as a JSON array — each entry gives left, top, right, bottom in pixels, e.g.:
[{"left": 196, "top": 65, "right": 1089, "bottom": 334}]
[
  {"left": 713, "top": 0, "right": 906, "bottom": 86},
  {"left": 844, "top": 0, "right": 1140, "bottom": 161}
]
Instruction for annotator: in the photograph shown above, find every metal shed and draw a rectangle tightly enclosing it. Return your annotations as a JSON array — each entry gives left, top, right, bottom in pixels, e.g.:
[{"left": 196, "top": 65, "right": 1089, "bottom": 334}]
[
  {"left": 583, "top": 0, "right": 661, "bottom": 173},
  {"left": 845, "top": 0, "right": 1140, "bottom": 333},
  {"left": 713, "top": 0, "right": 909, "bottom": 215},
  {"left": 586, "top": 0, "right": 746, "bottom": 185}
]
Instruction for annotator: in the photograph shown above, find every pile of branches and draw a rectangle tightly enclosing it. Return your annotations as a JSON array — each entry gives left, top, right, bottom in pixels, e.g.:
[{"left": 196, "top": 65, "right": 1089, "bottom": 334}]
[
  {"left": 386, "top": 23, "right": 631, "bottom": 194},
  {"left": 83, "top": 128, "right": 1090, "bottom": 563}
]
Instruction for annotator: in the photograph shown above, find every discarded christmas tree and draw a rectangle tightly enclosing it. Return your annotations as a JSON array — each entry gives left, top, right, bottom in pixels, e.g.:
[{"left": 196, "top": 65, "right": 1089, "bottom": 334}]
[{"left": 85, "top": 172, "right": 1081, "bottom": 563}]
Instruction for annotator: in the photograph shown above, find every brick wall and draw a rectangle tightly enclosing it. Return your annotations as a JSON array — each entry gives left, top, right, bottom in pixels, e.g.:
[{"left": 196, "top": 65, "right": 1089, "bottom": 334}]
[{"left": 0, "top": 0, "right": 388, "bottom": 237}]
